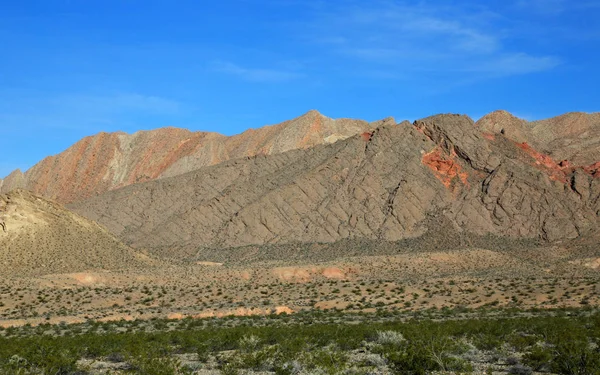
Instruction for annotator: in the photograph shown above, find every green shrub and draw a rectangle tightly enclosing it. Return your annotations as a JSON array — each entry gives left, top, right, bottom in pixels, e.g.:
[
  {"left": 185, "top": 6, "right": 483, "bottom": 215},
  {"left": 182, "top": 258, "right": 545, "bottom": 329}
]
[
  {"left": 550, "top": 340, "right": 600, "bottom": 375},
  {"left": 523, "top": 345, "right": 552, "bottom": 371},
  {"left": 20, "top": 343, "right": 78, "bottom": 375},
  {"left": 299, "top": 345, "right": 348, "bottom": 375},
  {"left": 129, "top": 353, "right": 192, "bottom": 375},
  {"left": 508, "top": 364, "right": 533, "bottom": 375}
]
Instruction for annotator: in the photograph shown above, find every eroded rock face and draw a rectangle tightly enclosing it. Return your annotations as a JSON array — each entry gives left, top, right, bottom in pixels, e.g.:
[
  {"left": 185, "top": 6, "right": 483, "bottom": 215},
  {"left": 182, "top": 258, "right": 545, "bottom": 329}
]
[
  {"left": 70, "top": 113, "right": 600, "bottom": 255},
  {"left": 1, "top": 111, "right": 379, "bottom": 204}
]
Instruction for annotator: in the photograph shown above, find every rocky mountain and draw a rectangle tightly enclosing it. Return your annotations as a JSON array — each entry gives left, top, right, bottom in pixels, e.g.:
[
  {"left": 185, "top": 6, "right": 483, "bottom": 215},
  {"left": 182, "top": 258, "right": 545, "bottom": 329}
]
[
  {"left": 70, "top": 113, "right": 600, "bottom": 258},
  {"left": 0, "top": 189, "right": 153, "bottom": 276},
  {"left": 0, "top": 111, "right": 386, "bottom": 204},
  {"left": 476, "top": 110, "right": 600, "bottom": 166}
]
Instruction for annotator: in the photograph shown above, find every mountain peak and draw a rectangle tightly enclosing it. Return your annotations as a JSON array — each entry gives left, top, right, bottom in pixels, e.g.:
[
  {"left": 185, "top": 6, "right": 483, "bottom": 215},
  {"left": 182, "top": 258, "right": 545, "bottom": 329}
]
[
  {"left": 475, "top": 110, "right": 529, "bottom": 143},
  {"left": 305, "top": 109, "right": 323, "bottom": 116},
  {"left": 0, "top": 169, "right": 26, "bottom": 193},
  {"left": 476, "top": 110, "right": 527, "bottom": 124}
]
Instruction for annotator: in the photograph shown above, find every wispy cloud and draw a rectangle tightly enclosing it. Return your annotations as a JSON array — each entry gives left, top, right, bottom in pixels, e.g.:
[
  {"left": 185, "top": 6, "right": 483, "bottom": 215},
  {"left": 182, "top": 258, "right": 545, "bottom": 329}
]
[
  {"left": 211, "top": 61, "right": 301, "bottom": 83},
  {"left": 301, "top": 1, "right": 560, "bottom": 83},
  {"left": 469, "top": 53, "right": 561, "bottom": 76},
  {"left": 516, "top": 0, "right": 566, "bottom": 15}
]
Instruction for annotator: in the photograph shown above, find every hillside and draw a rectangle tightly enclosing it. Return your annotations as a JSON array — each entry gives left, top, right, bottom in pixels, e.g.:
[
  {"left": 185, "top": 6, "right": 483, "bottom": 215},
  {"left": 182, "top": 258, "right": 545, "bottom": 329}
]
[
  {"left": 0, "top": 189, "right": 153, "bottom": 276},
  {"left": 0, "top": 111, "right": 387, "bottom": 204},
  {"left": 476, "top": 110, "right": 600, "bottom": 165},
  {"left": 70, "top": 113, "right": 600, "bottom": 257}
]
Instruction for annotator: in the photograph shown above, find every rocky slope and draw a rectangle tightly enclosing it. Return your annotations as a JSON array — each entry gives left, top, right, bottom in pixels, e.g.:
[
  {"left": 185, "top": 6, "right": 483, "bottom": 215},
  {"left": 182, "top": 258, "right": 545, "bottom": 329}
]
[
  {"left": 70, "top": 114, "right": 600, "bottom": 257},
  {"left": 476, "top": 110, "right": 600, "bottom": 166},
  {"left": 0, "top": 189, "right": 153, "bottom": 276},
  {"left": 0, "top": 111, "right": 385, "bottom": 204}
]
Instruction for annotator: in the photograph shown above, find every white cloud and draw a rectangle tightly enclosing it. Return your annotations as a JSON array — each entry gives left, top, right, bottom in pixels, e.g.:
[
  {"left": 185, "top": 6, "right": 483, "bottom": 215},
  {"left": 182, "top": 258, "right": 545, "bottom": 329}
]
[
  {"left": 212, "top": 61, "right": 301, "bottom": 83},
  {"left": 302, "top": 1, "right": 560, "bottom": 81},
  {"left": 516, "top": 0, "right": 565, "bottom": 14},
  {"left": 313, "top": 2, "right": 501, "bottom": 54},
  {"left": 515, "top": 0, "right": 600, "bottom": 15},
  {"left": 470, "top": 53, "right": 561, "bottom": 76}
]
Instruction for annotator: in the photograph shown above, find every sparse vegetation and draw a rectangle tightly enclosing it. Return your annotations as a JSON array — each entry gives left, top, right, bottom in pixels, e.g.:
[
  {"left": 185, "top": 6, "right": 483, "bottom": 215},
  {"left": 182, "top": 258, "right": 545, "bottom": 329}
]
[{"left": 0, "top": 308, "right": 599, "bottom": 374}]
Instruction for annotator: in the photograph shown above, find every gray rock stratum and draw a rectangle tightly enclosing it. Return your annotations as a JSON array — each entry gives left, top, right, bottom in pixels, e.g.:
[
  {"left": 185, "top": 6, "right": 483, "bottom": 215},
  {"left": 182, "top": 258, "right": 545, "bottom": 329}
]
[{"left": 70, "top": 114, "right": 600, "bottom": 257}]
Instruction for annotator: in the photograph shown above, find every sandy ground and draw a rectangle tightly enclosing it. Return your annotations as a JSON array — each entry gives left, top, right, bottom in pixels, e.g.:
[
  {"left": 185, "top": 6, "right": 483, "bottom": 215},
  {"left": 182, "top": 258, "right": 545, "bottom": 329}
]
[{"left": 0, "top": 246, "right": 598, "bottom": 328}]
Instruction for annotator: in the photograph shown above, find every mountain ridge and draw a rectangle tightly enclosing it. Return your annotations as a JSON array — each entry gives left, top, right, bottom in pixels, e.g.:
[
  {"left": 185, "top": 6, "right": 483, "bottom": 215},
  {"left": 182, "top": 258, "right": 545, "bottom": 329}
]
[
  {"left": 0, "top": 110, "right": 385, "bottom": 204},
  {"left": 69, "top": 113, "right": 600, "bottom": 257},
  {"left": 476, "top": 110, "right": 600, "bottom": 165},
  {"left": 2, "top": 109, "right": 599, "bottom": 258},
  {"left": 0, "top": 109, "right": 598, "bottom": 275},
  {"left": 3, "top": 109, "right": 599, "bottom": 205}
]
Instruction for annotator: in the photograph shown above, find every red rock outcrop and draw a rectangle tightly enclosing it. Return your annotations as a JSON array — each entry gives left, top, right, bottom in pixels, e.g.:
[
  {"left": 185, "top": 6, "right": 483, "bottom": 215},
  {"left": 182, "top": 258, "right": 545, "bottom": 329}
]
[{"left": 422, "top": 148, "right": 468, "bottom": 189}]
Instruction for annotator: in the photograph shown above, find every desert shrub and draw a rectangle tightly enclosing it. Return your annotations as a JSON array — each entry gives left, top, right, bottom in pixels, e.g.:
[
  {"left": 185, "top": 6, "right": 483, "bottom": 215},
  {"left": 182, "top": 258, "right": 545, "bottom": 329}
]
[
  {"left": 550, "top": 340, "right": 600, "bottom": 375},
  {"left": 0, "top": 308, "right": 599, "bottom": 375},
  {"left": 508, "top": 332, "right": 540, "bottom": 351},
  {"left": 298, "top": 345, "right": 348, "bottom": 375},
  {"left": 471, "top": 332, "right": 502, "bottom": 351},
  {"left": 238, "top": 334, "right": 261, "bottom": 352},
  {"left": 129, "top": 352, "right": 192, "bottom": 375},
  {"left": 373, "top": 325, "right": 473, "bottom": 375},
  {"left": 360, "top": 353, "right": 387, "bottom": 367},
  {"left": 522, "top": 345, "right": 552, "bottom": 371},
  {"left": 196, "top": 342, "right": 211, "bottom": 362},
  {"left": 381, "top": 340, "right": 438, "bottom": 375},
  {"left": 235, "top": 345, "right": 279, "bottom": 371},
  {"left": 220, "top": 362, "right": 239, "bottom": 375},
  {"left": 274, "top": 360, "right": 303, "bottom": 375},
  {"left": 22, "top": 343, "right": 78, "bottom": 375},
  {"left": 508, "top": 364, "right": 533, "bottom": 375},
  {"left": 375, "top": 330, "right": 406, "bottom": 346},
  {"left": 4, "top": 354, "right": 29, "bottom": 374},
  {"left": 506, "top": 356, "right": 520, "bottom": 366},
  {"left": 106, "top": 351, "right": 126, "bottom": 363}
]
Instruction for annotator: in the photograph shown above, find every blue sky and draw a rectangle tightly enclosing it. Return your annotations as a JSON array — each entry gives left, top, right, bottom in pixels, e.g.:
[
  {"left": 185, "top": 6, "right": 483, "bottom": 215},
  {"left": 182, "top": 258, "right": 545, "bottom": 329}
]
[{"left": 1, "top": 0, "right": 599, "bottom": 178}]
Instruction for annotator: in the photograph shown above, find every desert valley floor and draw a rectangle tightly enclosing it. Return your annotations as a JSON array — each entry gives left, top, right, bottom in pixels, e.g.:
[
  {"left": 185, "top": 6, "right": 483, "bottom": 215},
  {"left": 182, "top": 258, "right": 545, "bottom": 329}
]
[{"left": 1, "top": 238, "right": 599, "bottom": 328}]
